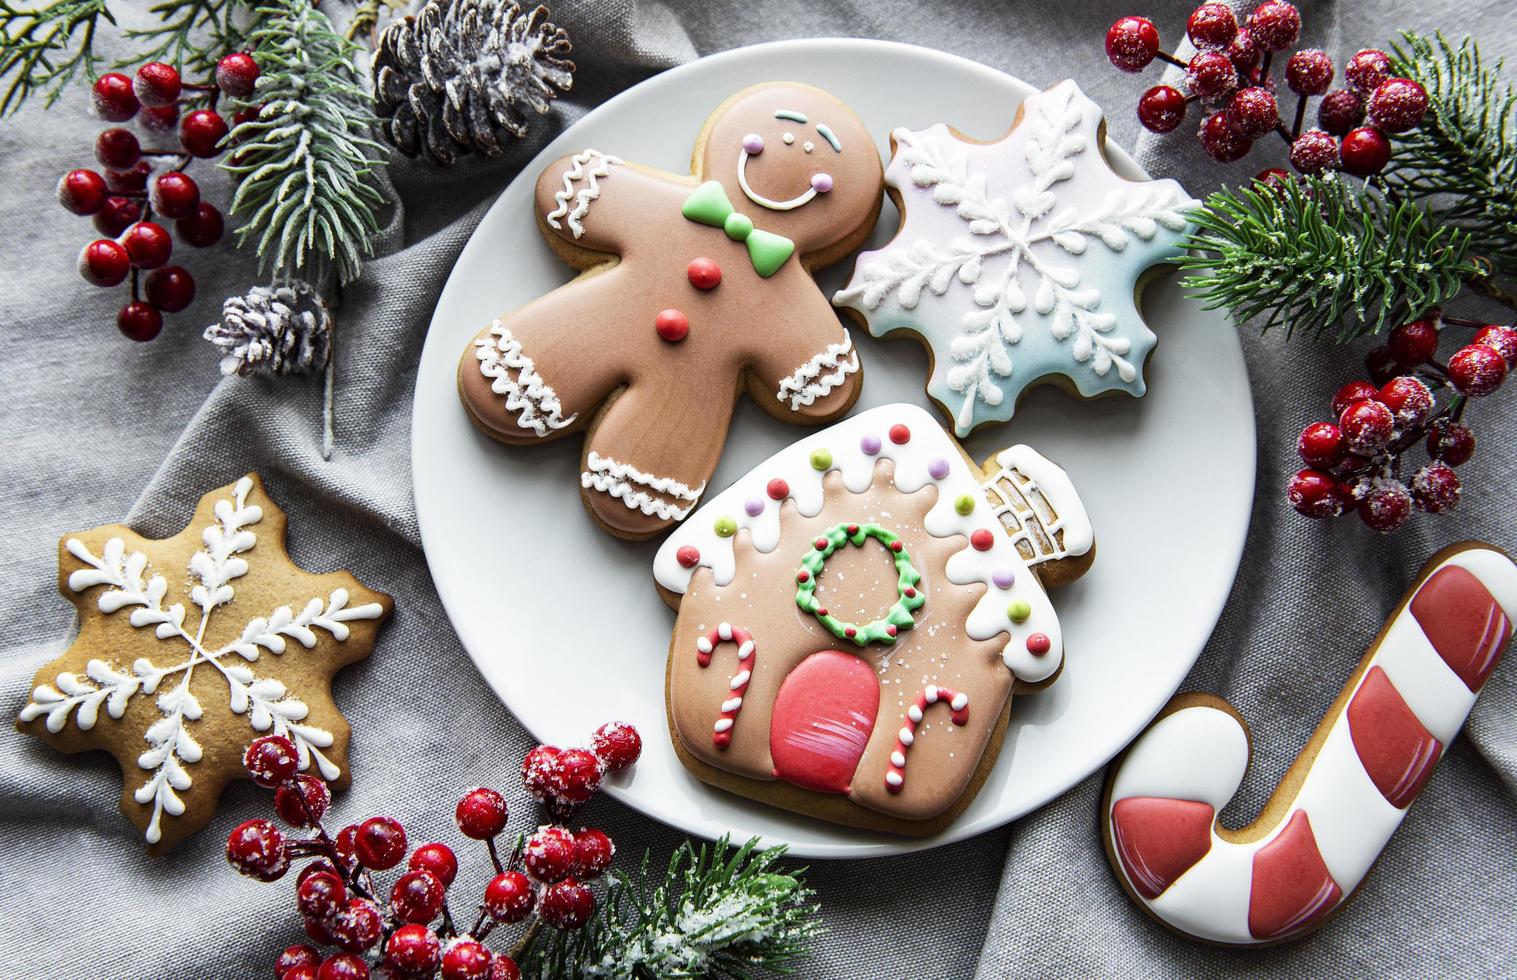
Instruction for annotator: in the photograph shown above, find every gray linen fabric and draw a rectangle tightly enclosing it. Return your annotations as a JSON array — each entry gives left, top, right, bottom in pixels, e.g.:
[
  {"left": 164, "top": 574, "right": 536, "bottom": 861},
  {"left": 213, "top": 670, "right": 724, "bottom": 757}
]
[{"left": 2, "top": 1, "right": 1514, "bottom": 977}]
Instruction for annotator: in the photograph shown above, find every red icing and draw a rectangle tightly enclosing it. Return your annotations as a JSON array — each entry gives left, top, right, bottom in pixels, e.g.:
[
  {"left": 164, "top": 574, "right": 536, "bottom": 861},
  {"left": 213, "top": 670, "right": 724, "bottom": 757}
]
[
  {"left": 796, "top": 570, "right": 809, "bottom": 583},
  {"left": 889, "top": 540, "right": 903, "bottom": 553},
  {"left": 885, "top": 686, "right": 970, "bottom": 793},
  {"left": 1409, "top": 565, "right": 1511, "bottom": 692},
  {"left": 686, "top": 257, "right": 721, "bottom": 290},
  {"left": 1026, "top": 633, "right": 1051, "bottom": 656},
  {"left": 766, "top": 478, "right": 789, "bottom": 500},
  {"left": 1347, "top": 665, "right": 1442, "bottom": 808},
  {"left": 889, "top": 424, "right": 911, "bottom": 444},
  {"left": 970, "top": 529, "right": 994, "bottom": 551},
  {"left": 1109, "top": 797, "right": 1215, "bottom": 899},
  {"left": 769, "top": 651, "right": 879, "bottom": 795},
  {"left": 675, "top": 545, "right": 699, "bottom": 568},
  {"left": 655, "top": 308, "right": 689, "bottom": 343},
  {"left": 1248, "top": 811, "right": 1343, "bottom": 940},
  {"left": 699, "top": 625, "right": 754, "bottom": 750}
]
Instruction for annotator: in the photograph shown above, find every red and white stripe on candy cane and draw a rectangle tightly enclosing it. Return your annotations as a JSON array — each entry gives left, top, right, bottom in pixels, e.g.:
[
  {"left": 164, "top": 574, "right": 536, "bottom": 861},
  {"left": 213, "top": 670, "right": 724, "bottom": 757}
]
[
  {"left": 885, "top": 685, "right": 970, "bottom": 793},
  {"left": 1102, "top": 544, "right": 1516, "bottom": 945},
  {"left": 695, "top": 622, "right": 754, "bottom": 749}
]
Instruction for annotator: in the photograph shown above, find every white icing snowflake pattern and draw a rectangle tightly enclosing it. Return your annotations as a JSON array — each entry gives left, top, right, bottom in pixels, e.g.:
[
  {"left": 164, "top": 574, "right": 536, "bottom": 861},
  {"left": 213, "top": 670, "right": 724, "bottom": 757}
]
[
  {"left": 834, "top": 81, "right": 1198, "bottom": 436},
  {"left": 19, "top": 478, "right": 384, "bottom": 844}
]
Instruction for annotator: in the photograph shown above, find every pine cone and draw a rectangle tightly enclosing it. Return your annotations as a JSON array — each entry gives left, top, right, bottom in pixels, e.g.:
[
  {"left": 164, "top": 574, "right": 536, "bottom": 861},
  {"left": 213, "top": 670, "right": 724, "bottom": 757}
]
[
  {"left": 373, "top": 0, "right": 574, "bottom": 165},
  {"left": 205, "top": 281, "right": 333, "bottom": 377}
]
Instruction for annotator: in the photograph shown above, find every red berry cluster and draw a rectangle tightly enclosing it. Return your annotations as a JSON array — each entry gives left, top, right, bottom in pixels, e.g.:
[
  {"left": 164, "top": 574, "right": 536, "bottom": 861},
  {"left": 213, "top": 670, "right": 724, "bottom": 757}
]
[
  {"left": 1289, "top": 314, "right": 1514, "bottom": 531},
  {"left": 63, "top": 56, "right": 259, "bottom": 341},
  {"left": 229, "top": 722, "right": 641, "bottom": 980},
  {"left": 1107, "top": 3, "right": 1426, "bottom": 175}
]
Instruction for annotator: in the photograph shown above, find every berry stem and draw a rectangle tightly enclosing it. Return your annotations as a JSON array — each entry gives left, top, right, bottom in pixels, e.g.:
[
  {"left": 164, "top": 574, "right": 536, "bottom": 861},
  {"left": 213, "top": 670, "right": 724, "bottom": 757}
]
[
  {"left": 1291, "top": 94, "right": 1307, "bottom": 140},
  {"left": 509, "top": 920, "right": 543, "bottom": 961},
  {"left": 1439, "top": 315, "right": 1490, "bottom": 329},
  {"left": 1155, "top": 50, "right": 1187, "bottom": 69},
  {"left": 485, "top": 836, "right": 506, "bottom": 875},
  {"left": 1273, "top": 122, "right": 1294, "bottom": 147},
  {"left": 1259, "top": 50, "right": 1274, "bottom": 81}
]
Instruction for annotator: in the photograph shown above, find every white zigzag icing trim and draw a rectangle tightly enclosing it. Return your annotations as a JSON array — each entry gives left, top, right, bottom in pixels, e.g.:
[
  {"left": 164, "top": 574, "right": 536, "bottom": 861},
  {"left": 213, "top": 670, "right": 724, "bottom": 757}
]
[
  {"left": 544, "top": 149, "right": 623, "bottom": 239},
  {"left": 581, "top": 451, "right": 706, "bottom": 521},
  {"left": 775, "top": 330, "right": 860, "bottom": 410},
  {"left": 474, "top": 322, "right": 578, "bottom": 436}
]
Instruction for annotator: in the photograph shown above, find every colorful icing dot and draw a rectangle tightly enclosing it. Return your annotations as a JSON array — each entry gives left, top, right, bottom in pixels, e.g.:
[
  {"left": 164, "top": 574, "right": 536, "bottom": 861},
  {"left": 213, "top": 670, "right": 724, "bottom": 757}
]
[
  {"left": 687, "top": 257, "right": 721, "bottom": 290},
  {"left": 724, "top": 212, "right": 754, "bottom": 240},
  {"left": 1026, "top": 633, "right": 1052, "bottom": 656},
  {"left": 1008, "top": 600, "right": 1031, "bottom": 623},
  {"left": 954, "top": 494, "right": 975, "bottom": 516},
  {"left": 796, "top": 570, "right": 810, "bottom": 583},
  {"left": 655, "top": 308, "right": 689, "bottom": 343},
  {"left": 993, "top": 569, "right": 1016, "bottom": 589},
  {"left": 744, "top": 497, "right": 764, "bottom": 517},
  {"left": 889, "top": 424, "right": 911, "bottom": 445},
  {"left": 814, "top": 538, "right": 828, "bottom": 550},
  {"left": 810, "top": 448, "right": 833, "bottom": 470},
  {"left": 811, "top": 172, "right": 834, "bottom": 193},
  {"left": 676, "top": 545, "right": 700, "bottom": 569},
  {"left": 767, "top": 478, "right": 789, "bottom": 500},
  {"left": 714, "top": 516, "right": 737, "bottom": 538},
  {"left": 970, "top": 528, "right": 994, "bottom": 551},
  {"left": 928, "top": 457, "right": 951, "bottom": 480},
  {"left": 889, "top": 540, "right": 903, "bottom": 553},
  {"left": 886, "top": 624, "right": 898, "bottom": 637},
  {"left": 741, "top": 132, "right": 764, "bottom": 154},
  {"left": 860, "top": 434, "right": 882, "bottom": 455}
]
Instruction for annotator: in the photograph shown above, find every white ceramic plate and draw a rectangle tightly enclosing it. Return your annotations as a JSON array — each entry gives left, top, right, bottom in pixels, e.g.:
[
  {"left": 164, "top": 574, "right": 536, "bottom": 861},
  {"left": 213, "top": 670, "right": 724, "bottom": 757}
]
[{"left": 413, "top": 39, "right": 1254, "bottom": 858}]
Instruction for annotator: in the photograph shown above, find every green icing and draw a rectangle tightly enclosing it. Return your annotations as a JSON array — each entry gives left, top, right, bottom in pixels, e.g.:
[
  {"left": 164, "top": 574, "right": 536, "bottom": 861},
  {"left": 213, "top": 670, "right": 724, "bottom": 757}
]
[
  {"left": 1008, "top": 599, "right": 1031, "bottom": 623},
  {"left": 681, "top": 181, "right": 795, "bottom": 278},
  {"left": 746, "top": 228, "right": 794, "bottom": 277},
  {"left": 681, "top": 180, "right": 733, "bottom": 226},
  {"left": 723, "top": 212, "right": 754, "bottom": 240},
  {"left": 809, "top": 448, "right": 832, "bottom": 470},
  {"left": 794, "top": 522, "right": 925, "bottom": 647}
]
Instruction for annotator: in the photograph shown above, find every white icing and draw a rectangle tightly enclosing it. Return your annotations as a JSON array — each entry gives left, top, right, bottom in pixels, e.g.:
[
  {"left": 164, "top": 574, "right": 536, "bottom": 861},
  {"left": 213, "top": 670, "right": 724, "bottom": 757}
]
[
  {"left": 474, "top": 322, "right": 578, "bottom": 436},
  {"left": 775, "top": 330, "right": 860, "bottom": 410},
  {"left": 543, "top": 149, "right": 622, "bottom": 239},
  {"left": 653, "top": 404, "right": 1077, "bottom": 683},
  {"left": 581, "top": 452, "right": 705, "bottom": 521},
  {"left": 714, "top": 718, "right": 733, "bottom": 733},
  {"left": 1105, "top": 547, "right": 1517, "bottom": 944},
  {"left": 737, "top": 149, "right": 820, "bottom": 211},
  {"left": 989, "top": 445, "right": 1093, "bottom": 561},
  {"left": 20, "top": 478, "right": 383, "bottom": 844}
]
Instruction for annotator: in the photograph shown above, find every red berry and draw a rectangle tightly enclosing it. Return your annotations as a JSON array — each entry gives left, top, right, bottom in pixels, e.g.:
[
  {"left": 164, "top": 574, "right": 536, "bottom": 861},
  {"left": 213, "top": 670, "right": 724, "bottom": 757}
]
[
  {"left": 282, "top": 964, "right": 318, "bottom": 980},
  {"left": 455, "top": 786, "right": 508, "bottom": 839},
  {"left": 354, "top": 816, "right": 407, "bottom": 870},
  {"left": 134, "top": 62, "right": 181, "bottom": 107},
  {"left": 441, "top": 939, "right": 494, "bottom": 980},
  {"left": 1105, "top": 16, "right": 1160, "bottom": 73},
  {"left": 1186, "top": 3, "right": 1237, "bottom": 50},
  {"left": 1387, "top": 317, "right": 1440, "bottom": 365},
  {"left": 297, "top": 869, "right": 347, "bottom": 921},
  {"left": 1289, "top": 129, "right": 1340, "bottom": 174},
  {"left": 144, "top": 265, "right": 196, "bottom": 313},
  {"left": 1199, "top": 110, "right": 1252, "bottom": 162},
  {"left": 484, "top": 870, "right": 535, "bottom": 923},
  {"left": 331, "top": 898, "right": 383, "bottom": 953},
  {"left": 591, "top": 721, "right": 642, "bottom": 772},
  {"left": 226, "top": 818, "right": 289, "bottom": 881},
  {"left": 117, "top": 301, "right": 163, "bottom": 342},
  {"left": 78, "top": 238, "right": 130, "bottom": 287},
  {"left": 1285, "top": 49, "right": 1335, "bottom": 96},
  {"left": 1225, "top": 87, "right": 1278, "bottom": 139},
  {"left": 95, "top": 127, "right": 141, "bottom": 169},
  {"left": 1137, "top": 85, "right": 1187, "bottom": 134},
  {"left": 1364, "top": 344, "right": 1403, "bottom": 387},
  {"left": 553, "top": 747, "right": 603, "bottom": 806},
  {"left": 334, "top": 824, "right": 360, "bottom": 867},
  {"left": 490, "top": 957, "right": 521, "bottom": 980},
  {"left": 1339, "top": 398, "right": 1395, "bottom": 455},
  {"left": 1357, "top": 479, "right": 1412, "bottom": 532},
  {"left": 242, "top": 735, "right": 298, "bottom": 787},
  {"left": 298, "top": 859, "right": 343, "bottom": 886},
  {"left": 94, "top": 196, "right": 141, "bottom": 236},
  {"left": 1317, "top": 88, "right": 1366, "bottom": 135},
  {"left": 1254, "top": 167, "right": 1292, "bottom": 191},
  {"left": 655, "top": 308, "right": 689, "bottom": 342},
  {"left": 1331, "top": 380, "right": 1380, "bottom": 416},
  {"left": 524, "top": 825, "right": 577, "bottom": 882},
  {"left": 216, "top": 52, "right": 261, "bottom": 98},
  {"left": 1226, "top": 28, "right": 1261, "bottom": 71},
  {"left": 1447, "top": 343, "right": 1508, "bottom": 396},
  {"left": 57, "top": 168, "right": 108, "bottom": 215},
  {"left": 1426, "top": 420, "right": 1475, "bottom": 465},
  {"left": 1378, "top": 376, "right": 1433, "bottom": 427},
  {"left": 1345, "top": 49, "right": 1393, "bottom": 95},
  {"left": 177, "top": 201, "right": 225, "bottom": 247},
  {"left": 275, "top": 774, "right": 331, "bottom": 827},
  {"left": 121, "top": 221, "right": 173, "bottom": 269},
  {"left": 1296, "top": 422, "right": 1345, "bottom": 468},
  {"left": 539, "top": 878, "right": 595, "bottom": 930},
  {"left": 106, "top": 160, "right": 152, "bottom": 193},
  {"left": 181, "top": 108, "right": 230, "bottom": 157},
  {"left": 1368, "top": 78, "right": 1428, "bottom": 134},
  {"left": 1185, "top": 50, "right": 1239, "bottom": 102},
  {"left": 390, "top": 869, "right": 445, "bottom": 924},
  {"left": 523, "top": 744, "right": 564, "bottom": 800},
  {"left": 572, "top": 828, "right": 615, "bottom": 879},
  {"left": 408, "top": 842, "right": 459, "bottom": 888},
  {"left": 384, "top": 924, "right": 442, "bottom": 977},
  {"left": 1288, "top": 468, "right": 1344, "bottom": 518},
  {"left": 304, "top": 915, "right": 338, "bottom": 946},
  {"left": 1475, "top": 324, "right": 1517, "bottom": 366},
  {"left": 92, "top": 72, "right": 139, "bottom": 121},
  {"left": 316, "top": 954, "right": 368, "bottom": 980},
  {"left": 150, "top": 171, "right": 200, "bottom": 220},
  {"left": 142, "top": 103, "right": 180, "bottom": 133},
  {"left": 1247, "top": 0, "right": 1301, "bottom": 51},
  {"left": 1411, "top": 463, "right": 1461, "bottom": 514},
  {"left": 277, "top": 944, "right": 321, "bottom": 979}
]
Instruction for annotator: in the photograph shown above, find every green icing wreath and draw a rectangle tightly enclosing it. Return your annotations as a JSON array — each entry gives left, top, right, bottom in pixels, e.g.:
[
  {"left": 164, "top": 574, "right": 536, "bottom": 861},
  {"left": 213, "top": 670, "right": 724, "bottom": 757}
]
[{"left": 794, "top": 522, "right": 925, "bottom": 647}]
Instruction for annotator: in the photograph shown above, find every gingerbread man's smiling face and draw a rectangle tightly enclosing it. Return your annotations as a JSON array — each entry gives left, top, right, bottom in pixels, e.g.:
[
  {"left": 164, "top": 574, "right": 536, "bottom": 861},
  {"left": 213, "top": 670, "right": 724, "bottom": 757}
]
[{"left": 701, "top": 83, "right": 882, "bottom": 256}]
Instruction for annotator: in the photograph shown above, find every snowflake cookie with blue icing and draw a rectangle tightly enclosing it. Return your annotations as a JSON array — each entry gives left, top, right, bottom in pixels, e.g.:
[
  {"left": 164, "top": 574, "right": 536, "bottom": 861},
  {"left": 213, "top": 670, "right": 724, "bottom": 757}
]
[{"left": 834, "top": 80, "right": 1199, "bottom": 437}]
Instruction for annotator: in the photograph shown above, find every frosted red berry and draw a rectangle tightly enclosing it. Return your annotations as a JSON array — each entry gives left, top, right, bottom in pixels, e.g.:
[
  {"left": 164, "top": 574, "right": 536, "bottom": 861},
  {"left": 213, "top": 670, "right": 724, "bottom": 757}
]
[
  {"left": 95, "top": 127, "right": 141, "bottom": 169},
  {"left": 1138, "top": 85, "right": 1187, "bottom": 133},
  {"left": 1447, "top": 343, "right": 1508, "bottom": 396},
  {"left": 177, "top": 201, "right": 225, "bottom": 247},
  {"left": 1367, "top": 78, "right": 1428, "bottom": 134},
  {"left": 354, "top": 816, "right": 407, "bottom": 870},
  {"left": 455, "top": 786, "right": 508, "bottom": 839},
  {"left": 1289, "top": 128, "right": 1340, "bottom": 174},
  {"left": 243, "top": 734, "right": 299, "bottom": 786},
  {"left": 227, "top": 818, "right": 289, "bottom": 881},
  {"left": 490, "top": 957, "right": 521, "bottom": 980},
  {"left": 553, "top": 747, "right": 602, "bottom": 805},
  {"left": 522, "top": 744, "right": 564, "bottom": 801},
  {"left": 181, "top": 108, "right": 230, "bottom": 157},
  {"left": 144, "top": 265, "right": 196, "bottom": 312},
  {"left": 122, "top": 221, "right": 173, "bottom": 269},
  {"left": 1475, "top": 324, "right": 1517, "bottom": 366},
  {"left": 1105, "top": 16, "right": 1160, "bottom": 73},
  {"left": 1247, "top": 1, "right": 1301, "bottom": 51},
  {"left": 142, "top": 103, "right": 180, "bottom": 133},
  {"left": 134, "top": 62, "right": 181, "bottom": 107},
  {"left": 150, "top": 171, "right": 200, "bottom": 220},
  {"left": 1345, "top": 49, "right": 1393, "bottom": 95},
  {"left": 117, "top": 302, "right": 163, "bottom": 342},
  {"left": 316, "top": 954, "right": 368, "bottom": 980},
  {"left": 304, "top": 914, "right": 338, "bottom": 946},
  {"left": 383, "top": 924, "right": 442, "bottom": 976},
  {"left": 408, "top": 842, "right": 458, "bottom": 888},
  {"left": 1358, "top": 480, "right": 1412, "bottom": 532},
  {"left": 1317, "top": 88, "right": 1366, "bottom": 135},
  {"left": 524, "top": 825, "right": 577, "bottom": 882},
  {"left": 1288, "top": 468, "right": 1344, "bottom": 518},
  {"left": 1411, "top": 464, "right": 1461, "bottom": 514},
  {"left": 539, "top": 878, "right": 595, "bottom": 930},
  {"left": 390, "top": 869, "right": 445, "bottom": 924},
  {"left": 484, "top": 870, "right": 535, "bottom": 923},
  {"left": 94, "top": 196, "right": 141, "bottom": 236},
  {"left": 1254, "top": 167, "right": 1292, "bottom": 191},
  {"left": 1225, "top": 87, "right": 1278, "bottom": 140},
  {"left": 441, "top": 940, "right": 493, "bottom": 980},
  {"left": 216, "top": 52, "right": 261, "bottom": 98},
  {"left": 1426, "top": 420, "right": 1475, "bottom": 466},
  {"left": 1285, "top": 49, "right": 1334, "bottom": 96},
  {"left": 1378, "top": 376, "right": 1433, "bottom": 427},
  {"left": 1185, "top": 50, "right": 1238, "bottom": 102},
  {"left": 281, "top": 966, "right": 317, "bottom": 980},
  {"left": 58, "top": 169, "right": 108, "bottom": 215},
  {"left": 92, "top": 72, "right": 139, "bottom": 121},
  {"left": 1296, "top": 422, "right": 1345, "bottom": 468},
  {"left": 1364, "top": 345, "right": 1400, "bottom": 386},
  {"left": 275, "top": 774, "right": 331, "bottom": 827},
  {"left": 106, "top": 160, "right": 151, "bottom": 193},
  {"left": 571, "top": 827, "right": 615, "bottom": 879},
  {"left": 1199, "top": 110, "right": 1252, "bottom": 162},
  {"left": 1187, "top": 3, "right": 1237, "bottom": 49},
  {"left": 297, "top": 869, "right": 347, "bottom": 921},
  {"left": 277, "top": 944, "right": 321, "bottom": 978},
  {"left": 78, "top": 239, "right": 129, "bottom": 287},
  {"left": 591, "top": 720, "right": 642, "bottom": 772},
  {"left": 331, "top": 898, "right": 383, "bottom": 953},
  {"left": 1227, "top": 29, "right": 1261, "bottom": 71},
  {"left": 1331, "top": 380, "right": 1380, "bottom": 415},
  {"left": 1338, "top": 398, "right": 1395, "bottom": 455},
  {"left": 1387, "top": 317, "right": 1439, "bottom": 365}
]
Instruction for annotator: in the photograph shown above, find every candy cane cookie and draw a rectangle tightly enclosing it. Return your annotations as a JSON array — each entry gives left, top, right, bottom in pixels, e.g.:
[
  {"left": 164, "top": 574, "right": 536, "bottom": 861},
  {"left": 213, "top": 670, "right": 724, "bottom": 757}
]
[{"left": 1102, "top": 542, "right": 1516, "bottom": 945}]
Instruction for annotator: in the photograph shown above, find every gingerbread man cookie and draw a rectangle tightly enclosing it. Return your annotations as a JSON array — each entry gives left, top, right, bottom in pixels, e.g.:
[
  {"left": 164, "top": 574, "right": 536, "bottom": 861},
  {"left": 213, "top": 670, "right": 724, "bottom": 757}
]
[
  {"left": 458, "top": 82, "right": 885, "bottom": 539},
  {"left": 1104, "top": 543, "right": 1515, "bottom": 944},
  {"left": 654, "top": 404, "right": 1094, "bottom": 834},
  {"left": 834, "top": 80, "right": 1197, "bottom": 437}
]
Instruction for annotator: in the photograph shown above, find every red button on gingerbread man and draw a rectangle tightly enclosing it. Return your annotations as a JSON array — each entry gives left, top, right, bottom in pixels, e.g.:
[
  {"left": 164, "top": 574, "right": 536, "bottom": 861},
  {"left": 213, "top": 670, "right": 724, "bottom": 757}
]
[{"left": 458, "top": 82, "right": 884, "bottom": 539}]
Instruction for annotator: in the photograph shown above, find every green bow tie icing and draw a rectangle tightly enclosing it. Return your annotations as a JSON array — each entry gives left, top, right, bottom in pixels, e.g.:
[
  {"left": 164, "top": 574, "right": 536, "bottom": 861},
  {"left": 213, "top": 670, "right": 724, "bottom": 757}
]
[{"left": 681, "top": 181, "right": 795, "bottom": 278}]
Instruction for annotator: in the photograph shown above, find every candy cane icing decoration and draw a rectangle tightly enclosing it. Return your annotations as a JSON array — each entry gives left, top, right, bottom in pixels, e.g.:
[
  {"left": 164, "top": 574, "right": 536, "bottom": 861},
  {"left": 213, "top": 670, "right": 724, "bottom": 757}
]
[
  {"left": 885, "top": 685, "right": 970, "bottom": 793},
  {"left": 695, "top": 623, "right": 755, "bottom": 748},
  {"left": 1103, "top": 544, "right": 1516, "bottom": 945},
  {"left": 543, "top": 149, "right": 623, "bottom": 239}
]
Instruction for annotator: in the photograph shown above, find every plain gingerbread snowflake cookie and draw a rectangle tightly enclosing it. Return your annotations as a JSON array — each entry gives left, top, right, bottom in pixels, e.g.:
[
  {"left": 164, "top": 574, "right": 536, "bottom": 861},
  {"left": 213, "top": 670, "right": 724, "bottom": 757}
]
[{"left": 834, "top": 79, "right": 1199, "bottom": 437}]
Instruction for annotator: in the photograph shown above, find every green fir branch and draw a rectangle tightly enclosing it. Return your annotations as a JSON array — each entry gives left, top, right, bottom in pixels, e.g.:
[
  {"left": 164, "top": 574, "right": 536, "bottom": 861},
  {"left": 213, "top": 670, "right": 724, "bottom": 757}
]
[
  {"left": 222, "top": 0, "right": 388, "bottom": 285},
  {"left": 0, "top": 0, "right": 111, "bottom": 115},
  {"left": 120, "top": 0, "right": 261, "bottom": 78},
  {"left": 524, "top": 836, "right": 821, "bottom": 980},
  {"left": 1180, "top": 175, "right": 1479, "bottom": 342},
  {"left": 1387, "top": 32, "right": 1517, "bottom": 283}
]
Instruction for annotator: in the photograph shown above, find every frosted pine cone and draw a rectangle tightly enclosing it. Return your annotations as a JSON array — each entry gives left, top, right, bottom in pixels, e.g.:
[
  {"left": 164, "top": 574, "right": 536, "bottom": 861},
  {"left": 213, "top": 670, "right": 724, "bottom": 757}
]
[
  {"left": 373, "top": 0, "right": 574, "bottom": 164},
  {"left": 205, "top": 282, "right": 332, "bottom": 377}
]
